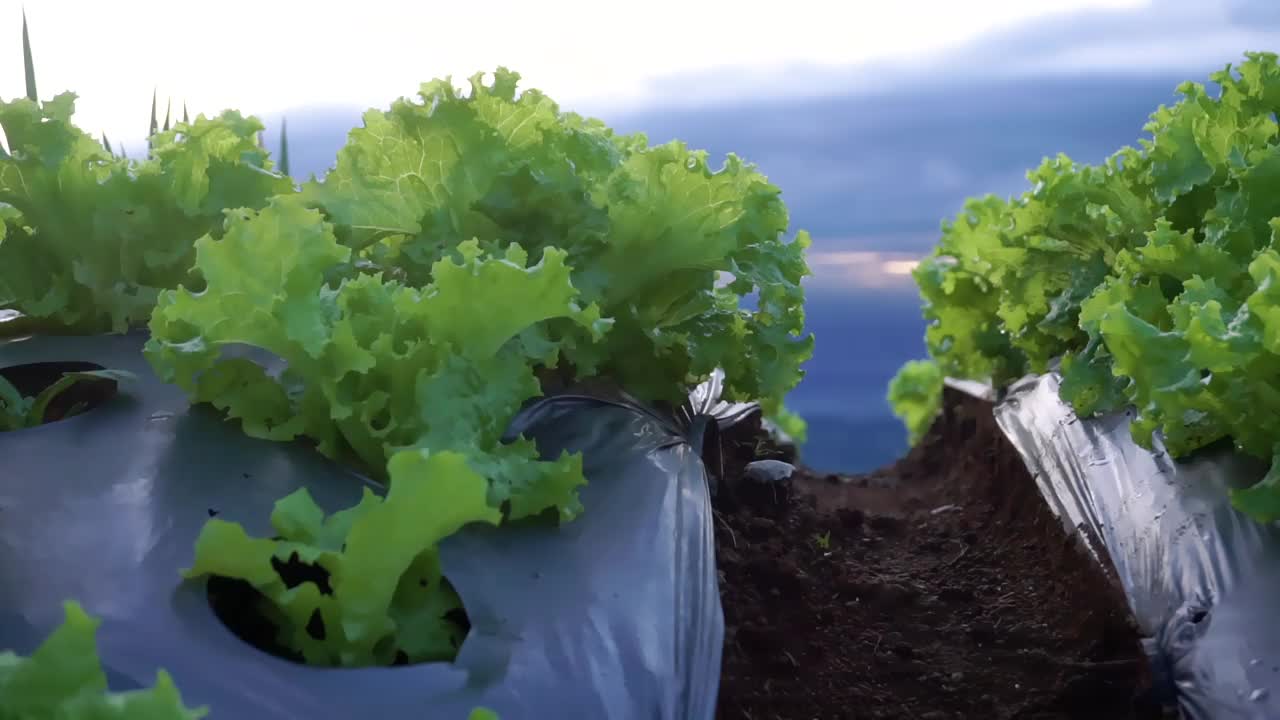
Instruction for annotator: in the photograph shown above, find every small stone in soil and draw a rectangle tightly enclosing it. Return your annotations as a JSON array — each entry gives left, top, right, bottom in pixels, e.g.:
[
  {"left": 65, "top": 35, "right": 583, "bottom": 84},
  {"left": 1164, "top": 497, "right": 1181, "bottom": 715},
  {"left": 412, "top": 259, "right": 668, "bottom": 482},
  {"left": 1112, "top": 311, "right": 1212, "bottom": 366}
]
[{"left": 744, "top": 460, "right": 795, "bottom": 484}]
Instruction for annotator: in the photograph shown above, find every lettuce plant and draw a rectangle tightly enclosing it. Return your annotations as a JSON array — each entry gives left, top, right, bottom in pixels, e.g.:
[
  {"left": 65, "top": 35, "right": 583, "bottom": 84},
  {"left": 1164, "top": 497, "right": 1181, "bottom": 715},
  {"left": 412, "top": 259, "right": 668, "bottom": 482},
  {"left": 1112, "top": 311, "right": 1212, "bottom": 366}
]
[{"left": 890, "top": 52, "right": 1280, "bottom": 522}]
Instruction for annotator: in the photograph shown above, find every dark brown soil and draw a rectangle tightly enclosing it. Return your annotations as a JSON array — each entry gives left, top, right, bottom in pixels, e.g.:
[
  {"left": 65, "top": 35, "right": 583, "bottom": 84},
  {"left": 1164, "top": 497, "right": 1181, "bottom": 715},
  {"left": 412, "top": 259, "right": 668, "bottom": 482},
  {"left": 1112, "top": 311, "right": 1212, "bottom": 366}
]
[{"left": 710, "top": 387, "right": 1168, "bottom": 720}]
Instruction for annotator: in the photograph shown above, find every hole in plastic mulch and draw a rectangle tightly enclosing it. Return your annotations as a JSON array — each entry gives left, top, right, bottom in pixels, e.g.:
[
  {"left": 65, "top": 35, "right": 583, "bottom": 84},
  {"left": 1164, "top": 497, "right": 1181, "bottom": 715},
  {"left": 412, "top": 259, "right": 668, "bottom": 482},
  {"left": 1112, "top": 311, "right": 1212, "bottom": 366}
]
[
  {"left": 205, "top": 539, "right": 472, "bottom": 668},
  {"left": 0, "top": 361, "right": 117, "bottom": 428}
]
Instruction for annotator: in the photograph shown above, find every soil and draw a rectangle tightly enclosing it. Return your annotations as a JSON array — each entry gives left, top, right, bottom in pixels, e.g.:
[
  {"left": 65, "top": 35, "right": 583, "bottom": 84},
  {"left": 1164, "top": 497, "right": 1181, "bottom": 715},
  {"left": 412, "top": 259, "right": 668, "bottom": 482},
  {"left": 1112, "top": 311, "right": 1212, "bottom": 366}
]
[{"left": 709, "top": 387, "right": 1170, "bottom": 720}]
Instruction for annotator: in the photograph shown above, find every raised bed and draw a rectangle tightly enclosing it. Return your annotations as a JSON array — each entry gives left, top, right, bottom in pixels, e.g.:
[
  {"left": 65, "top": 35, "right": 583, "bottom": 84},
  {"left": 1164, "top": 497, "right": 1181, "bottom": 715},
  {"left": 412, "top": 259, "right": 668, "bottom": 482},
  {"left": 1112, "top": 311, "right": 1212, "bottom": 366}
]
[
  {"left": 711, "top": 387, "right": 1165, "bottom": 720},
  {"left": 0, "top": 331, "right": 729, "bottom": 718}
]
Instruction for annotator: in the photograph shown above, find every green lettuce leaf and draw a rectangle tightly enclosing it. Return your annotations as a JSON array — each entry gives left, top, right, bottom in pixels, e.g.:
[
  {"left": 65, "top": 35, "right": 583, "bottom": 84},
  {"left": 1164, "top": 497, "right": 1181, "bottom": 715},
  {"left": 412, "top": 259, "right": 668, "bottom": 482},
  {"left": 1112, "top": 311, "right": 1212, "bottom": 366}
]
[
  {"left": 0, "top": 601, "right": 207, "bottom": 719},
  {"left": 146, "top": 196, "right": 599, "bottom": 515},
  {"left": 0, "top": 92, "right": 292, "bottom": 335},
  {"left": 183, "top": 450, "right": 501, "bottom": 667},
  {"left": 294, "top": 68, "right": 811, "bottom": 408},
  {"left": 893, "top": 51, "right": 1280, "bottom": 521},
  {"left": 887, "top": 359, "right": 944, "bottom": 444}
]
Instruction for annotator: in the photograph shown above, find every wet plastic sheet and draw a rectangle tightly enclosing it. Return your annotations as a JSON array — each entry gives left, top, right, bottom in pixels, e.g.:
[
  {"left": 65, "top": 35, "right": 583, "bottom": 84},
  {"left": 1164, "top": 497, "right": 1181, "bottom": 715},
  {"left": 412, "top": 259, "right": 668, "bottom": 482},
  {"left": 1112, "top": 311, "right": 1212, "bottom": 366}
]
[
  {"left": 993, "top": 372, "right": 1280, "bottom": 720},
  {"left": 0, "top": 332, "right": 728, "bottom": 719}
]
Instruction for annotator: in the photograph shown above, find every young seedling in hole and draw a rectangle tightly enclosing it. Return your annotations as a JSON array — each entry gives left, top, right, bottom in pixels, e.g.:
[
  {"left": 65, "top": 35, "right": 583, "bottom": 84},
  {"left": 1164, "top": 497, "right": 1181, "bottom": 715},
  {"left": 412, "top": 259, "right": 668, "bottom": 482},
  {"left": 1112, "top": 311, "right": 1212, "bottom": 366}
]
[
  {"left": 814, "top": 530, "right": 832, "bottom": 551},
  {"left": 0, "top": 369, "right": 135, "bottom": 431}
]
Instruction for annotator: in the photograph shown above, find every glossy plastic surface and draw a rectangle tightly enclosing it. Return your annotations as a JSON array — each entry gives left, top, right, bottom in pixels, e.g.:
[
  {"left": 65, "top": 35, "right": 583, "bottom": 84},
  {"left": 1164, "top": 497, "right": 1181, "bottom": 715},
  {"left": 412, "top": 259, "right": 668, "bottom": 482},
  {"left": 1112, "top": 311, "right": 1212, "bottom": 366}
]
[{"left": 995, "top": 373, "right": 1280, "bottom": 720}]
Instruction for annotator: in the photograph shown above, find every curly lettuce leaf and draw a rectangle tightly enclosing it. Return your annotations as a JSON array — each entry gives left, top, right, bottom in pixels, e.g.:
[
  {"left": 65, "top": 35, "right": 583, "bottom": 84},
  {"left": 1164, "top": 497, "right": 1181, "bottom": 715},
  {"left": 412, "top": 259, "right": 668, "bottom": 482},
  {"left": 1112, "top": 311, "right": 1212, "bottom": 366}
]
[
  {"left": 894, "top": 51, "right": 1280, "bottom": 521},
  {"left": 183, "top": 450, "right": 501, "bottom": 667},
  {"left": 0, "top": 92, "right": 292, "bottom": 334},
  {"left": 146, "top": 196, "right": 598, "bottom": 517},
  {"left": 0, "top": 601, "right": 207, "bottom": 719},
  {"left": 887, "top": 359, "right": 944, "bottom": 445},
  {"left": 295, "top": 68, "right": 811, "bottom": 409},
  {"left": 764, "top": 404, "right": 808, "bottom": 446}
]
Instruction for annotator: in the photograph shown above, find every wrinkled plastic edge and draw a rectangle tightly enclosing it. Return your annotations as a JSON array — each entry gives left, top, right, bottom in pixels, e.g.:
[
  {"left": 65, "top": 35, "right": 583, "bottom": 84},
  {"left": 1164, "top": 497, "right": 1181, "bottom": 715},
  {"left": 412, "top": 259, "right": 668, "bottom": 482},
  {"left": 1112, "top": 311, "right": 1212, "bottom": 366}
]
[
  {"left": 504, "top": 368, "right": 740, "bottom": 720},
  {"left": 682, "top": 368, "right": 761, "bottom": 430},
  {"left": 991, "top": 371, "right": 1280, "bottom": 720},
  {"left": 943, "top": 377, "right": 996, "bottom": 402},
  {"left": 0, "top": 331, "right": 734, "bottom": 720}
]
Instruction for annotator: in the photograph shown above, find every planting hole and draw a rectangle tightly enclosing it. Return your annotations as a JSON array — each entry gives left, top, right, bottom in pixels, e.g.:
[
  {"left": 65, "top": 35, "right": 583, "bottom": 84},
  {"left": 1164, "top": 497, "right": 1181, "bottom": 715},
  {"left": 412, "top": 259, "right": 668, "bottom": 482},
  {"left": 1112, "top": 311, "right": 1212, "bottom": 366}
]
[
  {"left": 0, "top": 361, "right": 120, "bottom": 429},
  {"left": 205, "top": 547, "right": 472, "bottom": 668}
]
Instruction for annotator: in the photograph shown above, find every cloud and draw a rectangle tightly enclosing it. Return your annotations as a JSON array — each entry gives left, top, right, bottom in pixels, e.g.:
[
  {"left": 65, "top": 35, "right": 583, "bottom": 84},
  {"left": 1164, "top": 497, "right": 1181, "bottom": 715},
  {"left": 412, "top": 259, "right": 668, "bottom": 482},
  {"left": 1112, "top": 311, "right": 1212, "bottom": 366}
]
[
  {"left": 937, "top": 0, "right": 1279, "bottom": 77},
  {"left": 1225, "top": 0, "right": 1280, "bottom": 26},
  {"left": 804, "top": 251, "right": 924, "bottom": 293},
  {"left": 629, "top": 0, "right": 1280, "bottom": 111}
]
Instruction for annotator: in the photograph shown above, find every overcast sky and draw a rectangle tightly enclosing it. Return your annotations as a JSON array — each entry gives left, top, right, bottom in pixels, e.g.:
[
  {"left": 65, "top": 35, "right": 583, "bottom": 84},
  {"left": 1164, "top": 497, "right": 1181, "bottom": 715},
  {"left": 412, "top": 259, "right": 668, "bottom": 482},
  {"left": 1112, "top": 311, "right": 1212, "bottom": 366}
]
[
  {"left": 3, "top": 0, "right": 1278, "bottom": 151},
  {"left": 0, "top": 0, "right": 1180, "bottom": 144}
]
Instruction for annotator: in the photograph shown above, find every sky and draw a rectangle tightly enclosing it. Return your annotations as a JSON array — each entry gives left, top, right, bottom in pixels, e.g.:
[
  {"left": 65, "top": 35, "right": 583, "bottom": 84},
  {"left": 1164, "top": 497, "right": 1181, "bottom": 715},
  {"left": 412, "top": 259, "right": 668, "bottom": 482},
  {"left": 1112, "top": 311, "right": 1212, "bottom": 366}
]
[
  {"left": 4, "top": 0, "right": 1277, "bottom": 152},
  {"left": 0, "top": 0, "right": 1169, "bottom": 150}
]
